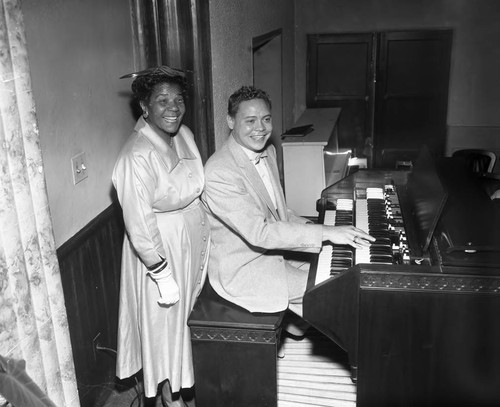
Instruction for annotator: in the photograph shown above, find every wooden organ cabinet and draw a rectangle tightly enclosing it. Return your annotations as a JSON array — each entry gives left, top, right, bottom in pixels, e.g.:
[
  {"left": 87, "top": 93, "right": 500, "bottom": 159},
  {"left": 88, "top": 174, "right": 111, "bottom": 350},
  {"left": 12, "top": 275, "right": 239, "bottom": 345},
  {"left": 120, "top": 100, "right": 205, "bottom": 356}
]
[{"left": 304, "top": 148, "right": 500, "bottom": 406}]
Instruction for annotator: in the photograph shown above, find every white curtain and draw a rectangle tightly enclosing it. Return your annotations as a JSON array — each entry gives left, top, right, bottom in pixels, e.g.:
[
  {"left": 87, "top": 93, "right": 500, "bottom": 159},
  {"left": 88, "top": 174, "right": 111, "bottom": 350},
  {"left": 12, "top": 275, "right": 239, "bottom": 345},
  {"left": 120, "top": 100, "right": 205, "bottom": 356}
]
[{"left": 0, "top": 0, "right": 79, "bottom": 405}]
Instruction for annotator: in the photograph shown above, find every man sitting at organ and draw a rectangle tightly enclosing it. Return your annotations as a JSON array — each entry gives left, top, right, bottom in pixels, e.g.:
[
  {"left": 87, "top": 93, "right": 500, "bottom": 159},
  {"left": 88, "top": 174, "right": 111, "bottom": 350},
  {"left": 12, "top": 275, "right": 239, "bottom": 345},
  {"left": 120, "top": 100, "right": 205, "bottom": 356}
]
[{"left": 201, "top": 85, "right": 374, "bottom": 324}]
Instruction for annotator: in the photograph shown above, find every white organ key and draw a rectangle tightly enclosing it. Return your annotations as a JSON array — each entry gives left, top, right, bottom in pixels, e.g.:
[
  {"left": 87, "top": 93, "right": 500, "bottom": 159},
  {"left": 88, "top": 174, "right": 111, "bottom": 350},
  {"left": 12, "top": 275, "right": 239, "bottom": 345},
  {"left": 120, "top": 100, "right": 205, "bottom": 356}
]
[
  {"left": 323, "top": 209, "right": 336, "bottom": 226},
  {"left": 315, "top": 210, "right": 336, "bottom": 285},
  {"left": 336, "top": 198, "right": 353, "bottom": 212},
  {"left": 315, "top": 244, "right": 333, "bottom": 285},
  {"left": 366, "top": 187, "right": 384, "bottom": 200},
  {"left": 355, "top": 198, "right": 370, "bottom": 264}
]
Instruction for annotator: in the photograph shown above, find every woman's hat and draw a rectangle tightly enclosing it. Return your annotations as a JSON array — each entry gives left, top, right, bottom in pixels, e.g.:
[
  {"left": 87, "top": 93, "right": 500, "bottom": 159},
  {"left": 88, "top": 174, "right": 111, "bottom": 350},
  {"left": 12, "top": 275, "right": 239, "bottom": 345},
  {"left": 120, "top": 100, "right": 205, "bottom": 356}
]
[{"left": 119, "top": 65, "right": 186, "bottom": 79}]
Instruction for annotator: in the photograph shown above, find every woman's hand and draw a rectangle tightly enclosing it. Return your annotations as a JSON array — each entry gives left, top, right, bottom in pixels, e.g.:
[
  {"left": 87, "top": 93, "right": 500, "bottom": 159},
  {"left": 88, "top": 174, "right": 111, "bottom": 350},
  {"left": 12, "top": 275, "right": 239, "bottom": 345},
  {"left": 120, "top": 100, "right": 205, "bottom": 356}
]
[
  {"left": 322, "top": 225, "right": 375, "bottom": 248},
  {"left": 148, "top": 264, "right": 180, "bottom": 306}
]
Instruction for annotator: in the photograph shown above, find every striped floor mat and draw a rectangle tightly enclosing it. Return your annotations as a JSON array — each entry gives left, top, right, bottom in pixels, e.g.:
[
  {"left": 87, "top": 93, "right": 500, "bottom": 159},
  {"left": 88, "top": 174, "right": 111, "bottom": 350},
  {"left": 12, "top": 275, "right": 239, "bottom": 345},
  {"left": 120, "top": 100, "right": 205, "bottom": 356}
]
[{"left": 277, "top": 330, "right": 357, "bottom": 407}]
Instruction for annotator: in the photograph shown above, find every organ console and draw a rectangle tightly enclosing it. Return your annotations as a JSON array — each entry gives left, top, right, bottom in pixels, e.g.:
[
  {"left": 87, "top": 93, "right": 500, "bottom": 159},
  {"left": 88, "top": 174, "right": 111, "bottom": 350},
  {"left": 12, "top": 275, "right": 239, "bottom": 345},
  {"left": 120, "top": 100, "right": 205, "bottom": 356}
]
[{"left": 303, "top": 147, "right": 500, "bottom": 406}]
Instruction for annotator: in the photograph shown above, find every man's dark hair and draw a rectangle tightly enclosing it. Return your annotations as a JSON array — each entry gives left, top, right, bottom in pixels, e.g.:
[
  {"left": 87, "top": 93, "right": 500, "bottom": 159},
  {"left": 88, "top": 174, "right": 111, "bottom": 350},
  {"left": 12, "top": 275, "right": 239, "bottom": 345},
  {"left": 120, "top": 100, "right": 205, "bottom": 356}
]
[{"left": 227, "top": 86, "right": 272, "bottom": 117}]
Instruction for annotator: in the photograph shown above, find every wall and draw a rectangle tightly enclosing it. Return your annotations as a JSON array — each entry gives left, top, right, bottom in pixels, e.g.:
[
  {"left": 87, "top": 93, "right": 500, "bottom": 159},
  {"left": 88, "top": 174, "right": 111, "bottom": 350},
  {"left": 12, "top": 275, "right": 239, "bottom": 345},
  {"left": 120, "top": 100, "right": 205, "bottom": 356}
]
[
  {"left": 209, "top": 0, "right": 296, "bottom": 149},
  {"left": 18, "top": 0, "right": 500, "bottom": 245},
  {"left": 294, "top": 0, "right": 500, "bottom": 168},
  {"left": 21, "top": 0, "right": 136, "bottom": 247}
]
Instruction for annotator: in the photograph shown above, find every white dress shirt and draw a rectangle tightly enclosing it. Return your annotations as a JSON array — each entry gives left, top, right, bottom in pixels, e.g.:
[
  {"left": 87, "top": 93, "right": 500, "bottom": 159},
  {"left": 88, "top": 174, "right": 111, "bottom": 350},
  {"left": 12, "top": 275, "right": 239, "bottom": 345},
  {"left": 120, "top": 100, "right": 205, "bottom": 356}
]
[{"left": 240, "top": 145, "right": 278, "bottom": 209}]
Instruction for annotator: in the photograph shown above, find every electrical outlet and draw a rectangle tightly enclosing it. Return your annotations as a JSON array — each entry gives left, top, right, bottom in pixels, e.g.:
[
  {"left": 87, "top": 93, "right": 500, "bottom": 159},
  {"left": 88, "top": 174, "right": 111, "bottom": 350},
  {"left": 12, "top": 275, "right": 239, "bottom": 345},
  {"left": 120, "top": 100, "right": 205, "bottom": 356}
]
[
  {"left": 92, "top": 332, "right": 101, "bottom": 360},
  {"left": 71, "top": 152, "right": 88, "bottom": 185}
]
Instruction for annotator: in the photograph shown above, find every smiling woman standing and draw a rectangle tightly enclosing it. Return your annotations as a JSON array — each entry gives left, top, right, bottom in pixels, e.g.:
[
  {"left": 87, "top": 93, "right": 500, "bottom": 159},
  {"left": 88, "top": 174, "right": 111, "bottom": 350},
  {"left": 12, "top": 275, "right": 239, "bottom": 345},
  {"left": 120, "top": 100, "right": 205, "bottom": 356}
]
[{"left": 112, "top": 66, "right": 209, "bottom": 406}]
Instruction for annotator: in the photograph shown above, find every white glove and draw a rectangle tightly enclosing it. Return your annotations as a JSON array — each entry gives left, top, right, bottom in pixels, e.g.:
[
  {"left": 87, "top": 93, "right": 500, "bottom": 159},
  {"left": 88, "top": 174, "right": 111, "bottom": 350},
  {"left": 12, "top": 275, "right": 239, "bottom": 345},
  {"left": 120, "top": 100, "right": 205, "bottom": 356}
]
[{"left": 148, "top": 261, "right": 180, "bottom": 306}]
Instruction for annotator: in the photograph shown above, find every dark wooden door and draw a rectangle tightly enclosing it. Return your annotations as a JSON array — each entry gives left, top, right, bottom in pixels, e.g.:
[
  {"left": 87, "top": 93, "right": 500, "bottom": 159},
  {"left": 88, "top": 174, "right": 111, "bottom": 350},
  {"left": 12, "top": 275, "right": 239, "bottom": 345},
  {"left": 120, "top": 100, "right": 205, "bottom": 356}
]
[
  {"left": 374, "top": 30, "right": 452, "bottom": 167},
  {"left": 306, "top": 30, "right": 452, "bottom": 169},
  {"left": 307, "top": 33, "right": 375, "bottom": 159}
]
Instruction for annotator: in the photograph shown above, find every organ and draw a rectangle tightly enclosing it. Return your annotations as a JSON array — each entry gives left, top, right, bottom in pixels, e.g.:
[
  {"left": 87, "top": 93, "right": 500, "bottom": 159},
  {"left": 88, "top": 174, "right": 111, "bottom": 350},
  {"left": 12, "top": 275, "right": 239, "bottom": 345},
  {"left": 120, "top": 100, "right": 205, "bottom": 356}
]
[{"left": 303, "top": 146, "right": 500, "bottom": 406}]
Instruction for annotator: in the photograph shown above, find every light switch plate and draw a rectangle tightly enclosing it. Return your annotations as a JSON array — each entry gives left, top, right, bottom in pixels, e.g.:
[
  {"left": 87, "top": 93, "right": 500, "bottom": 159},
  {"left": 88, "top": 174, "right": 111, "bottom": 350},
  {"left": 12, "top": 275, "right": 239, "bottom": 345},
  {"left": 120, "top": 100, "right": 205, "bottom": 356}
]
[{"left": 71, "top": 152, "right": 88, "bottom": 185}]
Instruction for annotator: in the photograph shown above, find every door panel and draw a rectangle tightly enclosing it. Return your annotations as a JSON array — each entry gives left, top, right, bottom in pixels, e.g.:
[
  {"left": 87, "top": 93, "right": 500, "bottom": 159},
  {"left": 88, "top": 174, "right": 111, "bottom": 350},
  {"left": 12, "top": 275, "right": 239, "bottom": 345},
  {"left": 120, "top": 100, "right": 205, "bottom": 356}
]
[
  {"left": 315, "top": 43, "right": 369, "bottom": 99},
  {"left": 381, "top": 97, "right": 443, "bottom": 149},
  {"left": 307, "top": 34, "right": 375, "bottom": 158},
  {"left": 375, "top": 30, "right": 452, "bottom": 167}
]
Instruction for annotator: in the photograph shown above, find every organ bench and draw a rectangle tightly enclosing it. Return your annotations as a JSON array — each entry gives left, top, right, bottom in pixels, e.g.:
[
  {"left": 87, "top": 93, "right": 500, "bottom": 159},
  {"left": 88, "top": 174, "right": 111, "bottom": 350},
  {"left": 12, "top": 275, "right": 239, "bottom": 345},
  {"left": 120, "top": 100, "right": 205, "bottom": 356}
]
[{"left": 188, "top": 282, "right": 285, "bottom": 407}]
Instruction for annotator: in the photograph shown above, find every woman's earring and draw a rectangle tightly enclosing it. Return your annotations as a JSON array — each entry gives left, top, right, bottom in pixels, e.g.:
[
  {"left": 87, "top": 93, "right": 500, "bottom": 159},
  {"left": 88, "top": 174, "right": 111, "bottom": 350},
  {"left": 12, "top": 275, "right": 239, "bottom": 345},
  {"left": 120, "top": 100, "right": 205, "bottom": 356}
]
[{"left": 143, "top": 111, "right": 149, "bottom": 119}]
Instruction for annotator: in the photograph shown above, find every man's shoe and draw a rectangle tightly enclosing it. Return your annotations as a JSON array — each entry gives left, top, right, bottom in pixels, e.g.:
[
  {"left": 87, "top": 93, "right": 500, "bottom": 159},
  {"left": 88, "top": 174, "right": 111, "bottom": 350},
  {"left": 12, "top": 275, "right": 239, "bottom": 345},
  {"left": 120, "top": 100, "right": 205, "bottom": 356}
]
[{"left": 283, "top": 329, "right": 308, "bottom": 341}]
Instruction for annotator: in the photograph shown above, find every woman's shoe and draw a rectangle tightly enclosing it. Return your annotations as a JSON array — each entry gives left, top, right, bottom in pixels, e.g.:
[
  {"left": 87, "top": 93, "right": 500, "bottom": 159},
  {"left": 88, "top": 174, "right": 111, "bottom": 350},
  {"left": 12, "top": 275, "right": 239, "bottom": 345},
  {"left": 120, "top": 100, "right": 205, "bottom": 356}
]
[{"left": 160, "top": 380, "right": 187, "bottom": 407}]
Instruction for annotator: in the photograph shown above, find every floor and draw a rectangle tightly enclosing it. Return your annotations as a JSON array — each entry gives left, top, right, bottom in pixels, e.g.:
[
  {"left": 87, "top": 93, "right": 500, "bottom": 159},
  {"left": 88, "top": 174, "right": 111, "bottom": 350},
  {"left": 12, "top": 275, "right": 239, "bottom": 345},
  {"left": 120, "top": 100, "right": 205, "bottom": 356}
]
[
  {"left": 101, "top": 381, "right": 196, "bottom": 407},
  {"left": 277, "top": 329, "right": 355, "bottom": 406},
  {"left": 98, "top": 329, "right": 350, "bottom": 407},
  {"left": 102, "top": 383, "right": 146, "bottom": 407}
]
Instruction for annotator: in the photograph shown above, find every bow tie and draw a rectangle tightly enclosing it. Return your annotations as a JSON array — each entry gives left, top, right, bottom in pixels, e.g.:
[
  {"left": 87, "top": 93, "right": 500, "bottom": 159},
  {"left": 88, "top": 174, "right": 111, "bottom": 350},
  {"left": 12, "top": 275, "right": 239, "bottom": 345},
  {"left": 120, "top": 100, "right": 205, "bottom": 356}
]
[{"left": 253, "top": 152, "right": 268, "bottom": 165}]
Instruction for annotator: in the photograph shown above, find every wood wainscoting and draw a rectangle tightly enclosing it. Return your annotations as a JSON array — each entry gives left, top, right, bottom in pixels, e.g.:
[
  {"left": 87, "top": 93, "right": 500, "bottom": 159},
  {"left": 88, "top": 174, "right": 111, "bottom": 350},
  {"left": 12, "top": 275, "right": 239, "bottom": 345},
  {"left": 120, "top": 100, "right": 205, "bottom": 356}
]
[{"left": 57, "top": 202, "right": 124, "bottom": 407}]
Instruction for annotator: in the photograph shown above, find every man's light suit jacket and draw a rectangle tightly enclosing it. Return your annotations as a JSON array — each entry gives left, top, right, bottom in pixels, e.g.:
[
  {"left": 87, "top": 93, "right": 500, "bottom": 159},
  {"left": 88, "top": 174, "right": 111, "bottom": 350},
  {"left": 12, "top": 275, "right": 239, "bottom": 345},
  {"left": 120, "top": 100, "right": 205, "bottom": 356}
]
[{"left": 202, "top": 135, "right": 324, "bottom": 313}]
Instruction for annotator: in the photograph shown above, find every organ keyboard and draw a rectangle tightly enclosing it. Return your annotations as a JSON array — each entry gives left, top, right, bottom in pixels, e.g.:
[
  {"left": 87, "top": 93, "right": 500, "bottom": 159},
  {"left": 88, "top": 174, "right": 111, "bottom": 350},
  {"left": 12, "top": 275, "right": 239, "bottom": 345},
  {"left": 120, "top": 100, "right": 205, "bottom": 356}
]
[
  {"left": 315, "top": 187, "right": 410, "bottom": 286},
  {"left": 303, "top": 148, "right": 500, "bottom": 406},
  {"left": 315, "top": 199, "right": 354, "bottom": 285}
]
